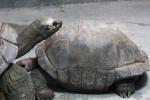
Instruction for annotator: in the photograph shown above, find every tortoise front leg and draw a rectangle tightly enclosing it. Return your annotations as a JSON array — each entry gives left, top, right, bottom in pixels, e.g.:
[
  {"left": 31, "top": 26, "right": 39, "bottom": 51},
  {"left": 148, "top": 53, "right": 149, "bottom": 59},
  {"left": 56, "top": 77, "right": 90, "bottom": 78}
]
[
  {"left": 115, "top": 82, "right": 135, "bottom": 98},
  {"left": 114, "top": 76, "right": 139, "bottom": 98},
  {"left": 31, "top": 68, "right": 54, "bottom": 100},
  {"left": 17, "top": 58, "right": 54, "bottom": 100}
]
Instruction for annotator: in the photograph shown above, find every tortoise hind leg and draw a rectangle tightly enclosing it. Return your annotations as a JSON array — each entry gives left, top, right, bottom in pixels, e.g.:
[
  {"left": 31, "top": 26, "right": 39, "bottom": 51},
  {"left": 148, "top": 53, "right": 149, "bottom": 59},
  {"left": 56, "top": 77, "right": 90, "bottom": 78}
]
[
  {"left": 31, "top": 68, "right": 54, "bottom": 100},
  {"left": 113, "top": 76, "right": 139, "bottom": 98}
]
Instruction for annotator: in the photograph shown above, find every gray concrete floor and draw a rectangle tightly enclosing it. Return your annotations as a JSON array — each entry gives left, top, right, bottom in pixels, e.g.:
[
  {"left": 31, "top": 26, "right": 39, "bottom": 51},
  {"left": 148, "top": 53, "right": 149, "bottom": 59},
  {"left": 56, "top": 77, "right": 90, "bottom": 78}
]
[{"left": 0, "top": 0, "right": 150, "bottom": 100}]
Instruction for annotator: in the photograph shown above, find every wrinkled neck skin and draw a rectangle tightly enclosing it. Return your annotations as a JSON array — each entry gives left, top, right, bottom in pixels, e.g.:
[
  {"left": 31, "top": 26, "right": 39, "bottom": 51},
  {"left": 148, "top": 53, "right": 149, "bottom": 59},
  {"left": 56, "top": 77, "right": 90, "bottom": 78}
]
[
  {"left": 15, "top": 20, "right": 61, "bottom": 58},
  {"left": 9, "top": 23, "right": 27, "bottom": 34},
  {"left": 16, "top": 20, "right": 41, "bottom": 58}
]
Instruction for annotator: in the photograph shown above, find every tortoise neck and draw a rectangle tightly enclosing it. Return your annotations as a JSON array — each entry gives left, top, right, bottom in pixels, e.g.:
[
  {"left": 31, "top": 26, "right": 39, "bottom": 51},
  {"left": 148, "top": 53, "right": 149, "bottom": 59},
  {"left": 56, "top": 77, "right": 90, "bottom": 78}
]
[{"left": 16, "top": 21, "right": 40, "bottom": 58}]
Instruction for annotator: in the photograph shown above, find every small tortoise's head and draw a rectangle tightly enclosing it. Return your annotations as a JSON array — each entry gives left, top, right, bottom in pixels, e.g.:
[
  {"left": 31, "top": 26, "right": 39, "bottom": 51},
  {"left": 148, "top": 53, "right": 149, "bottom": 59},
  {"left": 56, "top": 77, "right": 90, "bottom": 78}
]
[{"left": 33, "top": 17, "right": 62, "bottom": 40}]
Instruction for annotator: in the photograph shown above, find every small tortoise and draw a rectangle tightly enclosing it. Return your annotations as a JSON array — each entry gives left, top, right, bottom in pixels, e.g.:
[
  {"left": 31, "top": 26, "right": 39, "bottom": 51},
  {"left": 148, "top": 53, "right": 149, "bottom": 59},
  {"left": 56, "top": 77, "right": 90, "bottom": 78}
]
[
  {"left": 17, "top": 20, "right": 149, "bottom": 99},
  {"left": 0, "top": 17, "right": 62, "bottom": 100}
]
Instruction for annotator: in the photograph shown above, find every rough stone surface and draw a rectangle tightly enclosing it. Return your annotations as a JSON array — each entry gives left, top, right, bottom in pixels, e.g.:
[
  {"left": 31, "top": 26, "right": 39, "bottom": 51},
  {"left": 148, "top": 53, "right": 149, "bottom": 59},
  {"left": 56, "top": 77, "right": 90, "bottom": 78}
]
[{"left": 0, "top": 0, "right": 139, "bottom": 8}]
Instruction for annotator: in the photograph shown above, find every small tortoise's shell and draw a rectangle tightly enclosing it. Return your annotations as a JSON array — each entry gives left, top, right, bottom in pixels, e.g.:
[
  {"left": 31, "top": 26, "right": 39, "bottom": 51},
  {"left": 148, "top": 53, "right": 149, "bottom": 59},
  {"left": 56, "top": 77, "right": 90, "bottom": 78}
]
[
  {"left": 36, "top": 21, "right": 149, "bottom": 91},
  {"left": 0, "top": 22, "right": 18, "bottom": 75}
]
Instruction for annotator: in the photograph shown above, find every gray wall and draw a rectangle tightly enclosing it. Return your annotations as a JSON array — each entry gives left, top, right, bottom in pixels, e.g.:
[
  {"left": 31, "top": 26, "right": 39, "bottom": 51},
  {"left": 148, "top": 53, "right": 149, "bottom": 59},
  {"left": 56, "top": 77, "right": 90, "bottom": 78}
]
[{"left": 0, "top": 0, "right": 133, "bottom": 8}]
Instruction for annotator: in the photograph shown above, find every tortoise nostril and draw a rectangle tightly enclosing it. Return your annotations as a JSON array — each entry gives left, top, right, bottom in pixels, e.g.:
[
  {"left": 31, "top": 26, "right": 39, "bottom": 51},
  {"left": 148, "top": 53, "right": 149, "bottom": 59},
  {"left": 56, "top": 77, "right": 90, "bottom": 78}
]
[{"left": 59, "top": 21, "right": 62, "bottom": 27}]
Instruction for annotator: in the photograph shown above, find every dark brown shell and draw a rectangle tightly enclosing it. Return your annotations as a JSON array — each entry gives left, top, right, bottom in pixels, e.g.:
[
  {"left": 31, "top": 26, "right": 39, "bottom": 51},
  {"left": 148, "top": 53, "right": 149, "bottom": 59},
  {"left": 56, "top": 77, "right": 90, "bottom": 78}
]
[{"left": 36, "top": 21, "right": 149, "bottom": 91}]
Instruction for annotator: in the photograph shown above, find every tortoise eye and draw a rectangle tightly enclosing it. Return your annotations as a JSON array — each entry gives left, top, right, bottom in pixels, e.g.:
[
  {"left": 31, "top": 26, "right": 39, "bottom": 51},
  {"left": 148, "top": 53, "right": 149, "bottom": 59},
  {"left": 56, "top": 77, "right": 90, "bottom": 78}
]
[{"left": 52, "top": 21, "right": 58, "bottom": 27}]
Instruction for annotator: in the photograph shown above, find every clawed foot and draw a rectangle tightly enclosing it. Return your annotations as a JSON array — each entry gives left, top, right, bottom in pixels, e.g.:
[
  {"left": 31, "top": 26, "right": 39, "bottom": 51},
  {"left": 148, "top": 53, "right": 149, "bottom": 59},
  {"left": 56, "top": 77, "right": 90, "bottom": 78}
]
[
  {"left": 36, "top": 88, "right": 55, "bottom": 100},
  {"left": 116, "top": 83, "right": 135, "bottom": 98}
]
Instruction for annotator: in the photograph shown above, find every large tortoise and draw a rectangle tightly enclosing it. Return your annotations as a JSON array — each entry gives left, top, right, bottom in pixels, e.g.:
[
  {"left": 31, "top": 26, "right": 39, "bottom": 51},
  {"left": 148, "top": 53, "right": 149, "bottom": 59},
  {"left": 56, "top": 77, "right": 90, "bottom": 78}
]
[
  {"left": 17, "top": 20, "right": 149, "bottom": 99},
  {"left": 0, "top": 17, "right": 62, "bottom": 100}
]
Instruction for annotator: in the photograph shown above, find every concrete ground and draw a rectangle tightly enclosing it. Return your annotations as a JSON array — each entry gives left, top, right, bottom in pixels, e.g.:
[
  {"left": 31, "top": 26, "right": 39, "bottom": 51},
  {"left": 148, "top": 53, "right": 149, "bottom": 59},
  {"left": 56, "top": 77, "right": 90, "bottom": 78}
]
[{"left": 0, "top": 0, "right": 150, "bottom": 100}]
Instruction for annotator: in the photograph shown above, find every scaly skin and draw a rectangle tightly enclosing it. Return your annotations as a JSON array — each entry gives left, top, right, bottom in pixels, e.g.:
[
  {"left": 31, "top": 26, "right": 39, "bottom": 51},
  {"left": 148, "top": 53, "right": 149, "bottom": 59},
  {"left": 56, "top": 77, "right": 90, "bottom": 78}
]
[
  {"left": 115, "top": 82, "right": 135, "bottom": 98},
  {"left": 0, "top": 64, "right": 35, "bottom": 100},
  {"left": 114, "top": 76, "right": 139, "bottom": 98},
  {"left": 31, "top": 68, "right": 55, "bottom": 100}
]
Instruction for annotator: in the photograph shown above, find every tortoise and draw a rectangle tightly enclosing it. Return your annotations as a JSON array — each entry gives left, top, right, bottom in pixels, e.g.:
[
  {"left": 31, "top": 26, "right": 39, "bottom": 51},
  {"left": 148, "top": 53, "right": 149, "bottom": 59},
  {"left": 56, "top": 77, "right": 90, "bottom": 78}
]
[
  {"left": 17, "top": 20, "right": 149, "bottom": 100},
  {"left": 0, "top": 17, "right": 62, "bottom": 100}
]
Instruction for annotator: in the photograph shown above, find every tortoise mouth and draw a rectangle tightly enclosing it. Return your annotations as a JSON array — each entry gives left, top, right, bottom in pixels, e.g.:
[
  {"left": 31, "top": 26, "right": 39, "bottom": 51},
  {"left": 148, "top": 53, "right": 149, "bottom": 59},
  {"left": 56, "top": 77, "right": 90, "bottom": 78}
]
[{"left": 45, "top": 20, "right": 62, "bottom": 36}]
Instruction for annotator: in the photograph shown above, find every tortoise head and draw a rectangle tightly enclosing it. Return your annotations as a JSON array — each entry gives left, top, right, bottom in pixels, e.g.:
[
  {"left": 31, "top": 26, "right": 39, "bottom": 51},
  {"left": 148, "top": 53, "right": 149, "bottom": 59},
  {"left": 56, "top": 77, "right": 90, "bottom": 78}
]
[{"left": 36, "top": 17, "right": 62, "bottom": 40}]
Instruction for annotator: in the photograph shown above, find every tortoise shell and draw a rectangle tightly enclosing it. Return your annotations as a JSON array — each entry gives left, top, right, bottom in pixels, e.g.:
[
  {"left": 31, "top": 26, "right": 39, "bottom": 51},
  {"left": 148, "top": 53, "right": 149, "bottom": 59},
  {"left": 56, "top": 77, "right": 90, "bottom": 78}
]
[
  {"left": 36, "top": 20, "right": 149, "bottom": 91},
  {"left": 0, "top": 22, "right": 18, "bottom": 75}
]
